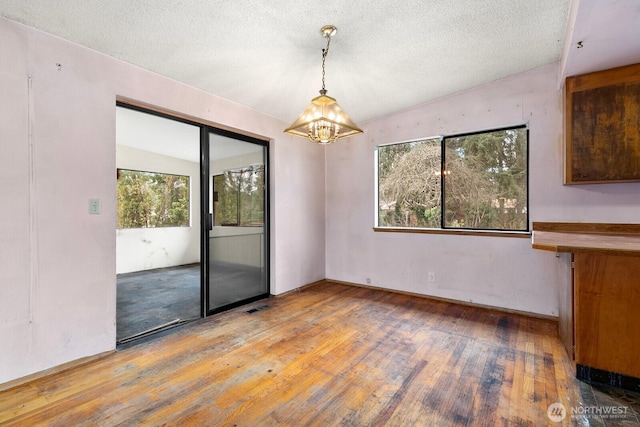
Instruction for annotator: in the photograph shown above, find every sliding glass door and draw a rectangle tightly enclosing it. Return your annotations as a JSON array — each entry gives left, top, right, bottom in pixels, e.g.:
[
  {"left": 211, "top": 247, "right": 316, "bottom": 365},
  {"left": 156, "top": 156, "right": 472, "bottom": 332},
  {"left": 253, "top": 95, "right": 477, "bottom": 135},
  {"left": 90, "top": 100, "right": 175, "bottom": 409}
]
[
  {"left": 204, "top": 131, "right": 269, "bottom": 313},
  {"left": 116, "top": 103, "right": 270, "bottom": 335}
]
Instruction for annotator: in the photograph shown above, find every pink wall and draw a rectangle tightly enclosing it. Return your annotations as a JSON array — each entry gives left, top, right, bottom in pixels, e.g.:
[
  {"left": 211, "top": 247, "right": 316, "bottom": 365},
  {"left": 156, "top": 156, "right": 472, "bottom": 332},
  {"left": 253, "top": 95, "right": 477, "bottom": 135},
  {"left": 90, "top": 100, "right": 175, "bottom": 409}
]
[
  {"left": 0, "top": 17, "right": 326, "bottom": 384},
  {"left": 325, "top": 63, "right": 640, "bottom": 316}
]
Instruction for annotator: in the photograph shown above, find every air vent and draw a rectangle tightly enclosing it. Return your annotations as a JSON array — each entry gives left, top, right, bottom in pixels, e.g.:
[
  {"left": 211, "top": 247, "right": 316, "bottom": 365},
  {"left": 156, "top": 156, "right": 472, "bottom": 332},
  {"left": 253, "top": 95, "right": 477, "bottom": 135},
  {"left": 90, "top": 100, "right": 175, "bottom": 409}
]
[{"left": 246, "top": 304, "right": 270, "bottom": 314}]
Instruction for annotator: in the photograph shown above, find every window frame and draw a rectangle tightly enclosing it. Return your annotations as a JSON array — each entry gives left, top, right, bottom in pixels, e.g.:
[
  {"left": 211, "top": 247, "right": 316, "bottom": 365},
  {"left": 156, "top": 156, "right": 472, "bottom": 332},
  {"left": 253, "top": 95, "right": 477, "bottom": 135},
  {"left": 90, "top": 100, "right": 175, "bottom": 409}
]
[
  {"left": 212, "top": 163, "right": 265, "bottom": 227},
  {"left": 374, "top": 124, "right": 530, "bottom": 237}
]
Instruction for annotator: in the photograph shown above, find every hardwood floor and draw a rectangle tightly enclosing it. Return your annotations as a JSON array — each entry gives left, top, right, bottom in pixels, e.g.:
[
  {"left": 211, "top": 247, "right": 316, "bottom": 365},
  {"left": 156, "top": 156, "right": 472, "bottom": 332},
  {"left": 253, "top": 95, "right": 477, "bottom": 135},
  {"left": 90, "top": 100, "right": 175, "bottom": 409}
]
[{"left": 1, "top": 281, "right": 637, "bottom": 426}]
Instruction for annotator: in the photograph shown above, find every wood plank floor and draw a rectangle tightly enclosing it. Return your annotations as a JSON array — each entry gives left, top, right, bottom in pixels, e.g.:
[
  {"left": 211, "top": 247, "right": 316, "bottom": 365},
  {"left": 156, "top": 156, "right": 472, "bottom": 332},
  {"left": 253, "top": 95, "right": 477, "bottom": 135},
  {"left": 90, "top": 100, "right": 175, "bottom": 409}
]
[{"left": 0, "top": 281, "right": 628, "bottom": 426}]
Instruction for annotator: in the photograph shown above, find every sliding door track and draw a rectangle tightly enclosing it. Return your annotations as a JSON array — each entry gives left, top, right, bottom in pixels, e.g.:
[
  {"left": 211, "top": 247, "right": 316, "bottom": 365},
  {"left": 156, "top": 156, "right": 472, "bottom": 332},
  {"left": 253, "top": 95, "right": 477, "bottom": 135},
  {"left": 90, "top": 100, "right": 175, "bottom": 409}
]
[{"left": 116, "top": 318, "right": 197, "bottom": 346}]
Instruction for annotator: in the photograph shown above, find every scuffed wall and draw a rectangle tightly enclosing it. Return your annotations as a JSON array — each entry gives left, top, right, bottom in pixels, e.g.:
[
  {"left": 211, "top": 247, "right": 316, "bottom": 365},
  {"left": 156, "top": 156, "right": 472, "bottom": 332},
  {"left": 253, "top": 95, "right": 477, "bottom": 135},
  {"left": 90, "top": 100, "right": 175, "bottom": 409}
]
[{"left": 0, "top": 17, "right": 326, "bottom": 384}]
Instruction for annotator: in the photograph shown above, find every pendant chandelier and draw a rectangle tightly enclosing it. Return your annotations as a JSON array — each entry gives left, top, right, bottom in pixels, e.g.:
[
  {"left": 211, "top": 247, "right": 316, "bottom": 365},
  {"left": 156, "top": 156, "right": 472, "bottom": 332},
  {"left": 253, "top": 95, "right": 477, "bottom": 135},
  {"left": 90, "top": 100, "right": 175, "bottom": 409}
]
[{"left": 284, "top": 25, "right": 363, "bottom": 145}]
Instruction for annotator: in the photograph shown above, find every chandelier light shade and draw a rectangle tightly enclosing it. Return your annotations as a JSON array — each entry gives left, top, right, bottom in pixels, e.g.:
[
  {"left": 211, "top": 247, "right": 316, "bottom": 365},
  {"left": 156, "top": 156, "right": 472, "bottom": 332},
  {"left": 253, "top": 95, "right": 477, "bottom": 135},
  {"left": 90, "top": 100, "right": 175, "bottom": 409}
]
[{"left": 284, "top": 25, "right": 363, "bottom": 144}]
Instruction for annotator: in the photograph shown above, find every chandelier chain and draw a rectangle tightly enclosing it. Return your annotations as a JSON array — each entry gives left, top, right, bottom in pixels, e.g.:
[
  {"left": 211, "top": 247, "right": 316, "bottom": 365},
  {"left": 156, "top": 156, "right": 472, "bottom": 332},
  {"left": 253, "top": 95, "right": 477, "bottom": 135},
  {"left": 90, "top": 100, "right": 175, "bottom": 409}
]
[{"left": 321, "top": 36, "right": 331, "bottom": 92}]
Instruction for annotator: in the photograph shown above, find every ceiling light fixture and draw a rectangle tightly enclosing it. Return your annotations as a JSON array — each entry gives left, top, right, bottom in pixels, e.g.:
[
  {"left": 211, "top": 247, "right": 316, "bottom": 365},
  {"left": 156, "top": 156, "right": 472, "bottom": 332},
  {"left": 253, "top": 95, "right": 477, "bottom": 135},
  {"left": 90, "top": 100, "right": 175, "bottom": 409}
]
[{"left": 284, "top": 25, "right": 363, "bottom": 145}]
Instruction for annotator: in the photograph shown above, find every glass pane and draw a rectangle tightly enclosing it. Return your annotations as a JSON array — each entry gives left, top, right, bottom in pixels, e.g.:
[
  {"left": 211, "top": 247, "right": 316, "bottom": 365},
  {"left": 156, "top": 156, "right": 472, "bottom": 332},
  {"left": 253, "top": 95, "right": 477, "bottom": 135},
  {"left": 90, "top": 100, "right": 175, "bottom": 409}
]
[
  {"left": 209, "top": 134, "right": 267, "bottom": 311},
  {"left": 377, "top": 138, "right": 441, "bottom": 228},
  {"left": 443, "top": 127, "right": 527, "bottom": 230}
]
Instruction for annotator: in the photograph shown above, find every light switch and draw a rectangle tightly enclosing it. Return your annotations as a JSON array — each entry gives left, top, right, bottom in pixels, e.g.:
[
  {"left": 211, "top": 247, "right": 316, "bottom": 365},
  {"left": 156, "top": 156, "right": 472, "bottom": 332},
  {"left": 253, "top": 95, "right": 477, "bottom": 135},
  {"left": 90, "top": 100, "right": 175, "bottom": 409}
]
[{"left": 89, "top": 198, "right": 101, "bottom": 214}]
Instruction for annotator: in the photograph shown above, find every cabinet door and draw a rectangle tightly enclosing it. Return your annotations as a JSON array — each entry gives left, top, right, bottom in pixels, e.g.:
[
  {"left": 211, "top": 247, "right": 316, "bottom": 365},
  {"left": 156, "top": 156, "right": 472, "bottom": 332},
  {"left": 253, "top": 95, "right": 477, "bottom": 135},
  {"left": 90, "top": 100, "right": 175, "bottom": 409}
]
[
  {"left": 565, "top": 63, "right": 640, "bottom": 184},
  {"left": 574, "top": 253, "right": 640, "bottom": 378}
]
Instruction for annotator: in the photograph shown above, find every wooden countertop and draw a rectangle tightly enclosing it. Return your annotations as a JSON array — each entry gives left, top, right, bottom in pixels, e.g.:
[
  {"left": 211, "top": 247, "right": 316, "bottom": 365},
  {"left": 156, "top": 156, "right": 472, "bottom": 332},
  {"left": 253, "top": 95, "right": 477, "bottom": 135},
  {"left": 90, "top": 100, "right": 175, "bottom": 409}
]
[{"left": 531, "top": 222, "right": 640, "bottom": 257}]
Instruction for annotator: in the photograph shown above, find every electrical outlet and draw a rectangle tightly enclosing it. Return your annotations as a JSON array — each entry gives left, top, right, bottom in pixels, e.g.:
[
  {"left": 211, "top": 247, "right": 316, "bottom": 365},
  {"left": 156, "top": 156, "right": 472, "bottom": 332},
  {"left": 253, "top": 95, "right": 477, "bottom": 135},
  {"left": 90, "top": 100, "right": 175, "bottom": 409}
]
[
  {"left": 366, "top": 278, "right": 371, "bottom": 284},
  {"left": 428, "top": 272, "right": 436, "bottom": 283},
  {"left": 89, "top": 198, "right": 101, "bottom": 214}
]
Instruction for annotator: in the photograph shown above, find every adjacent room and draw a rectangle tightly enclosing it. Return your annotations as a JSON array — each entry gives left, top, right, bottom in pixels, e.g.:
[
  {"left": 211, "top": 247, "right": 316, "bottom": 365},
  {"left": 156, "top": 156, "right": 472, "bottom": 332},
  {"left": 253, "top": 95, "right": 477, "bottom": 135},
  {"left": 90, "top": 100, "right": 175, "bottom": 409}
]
[
  {"left": 115, "top": 105, "right": 270, "bottom": 343},
  {"left": 1, "top": 0, "right": 639, "bottom": 425},
  {"left": 115, "top": 106, "right": 202, "bottom": 343}
]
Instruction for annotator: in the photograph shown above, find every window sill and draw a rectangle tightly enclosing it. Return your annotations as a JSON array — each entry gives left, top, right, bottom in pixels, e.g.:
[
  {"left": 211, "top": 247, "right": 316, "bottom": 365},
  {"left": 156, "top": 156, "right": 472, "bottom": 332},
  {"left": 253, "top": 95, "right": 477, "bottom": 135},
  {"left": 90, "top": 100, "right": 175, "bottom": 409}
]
[{"left": 373, "top": 227, "right": 531, "bottom": 238}]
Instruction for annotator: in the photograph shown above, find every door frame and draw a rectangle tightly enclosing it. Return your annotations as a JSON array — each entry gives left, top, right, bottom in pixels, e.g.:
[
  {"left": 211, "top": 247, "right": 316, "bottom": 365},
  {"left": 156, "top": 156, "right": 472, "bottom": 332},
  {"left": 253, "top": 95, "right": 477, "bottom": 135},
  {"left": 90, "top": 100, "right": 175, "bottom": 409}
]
[{"left": 116, "top": 100, "right": 270, "bottom": 320}]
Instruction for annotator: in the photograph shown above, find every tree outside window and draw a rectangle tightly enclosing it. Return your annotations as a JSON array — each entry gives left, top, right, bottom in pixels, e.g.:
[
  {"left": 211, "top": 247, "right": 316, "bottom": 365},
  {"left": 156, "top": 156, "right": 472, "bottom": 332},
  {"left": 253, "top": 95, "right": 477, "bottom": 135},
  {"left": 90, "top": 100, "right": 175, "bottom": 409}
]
[
  {"left": 117, "top": 169, "right": 190, "bottom": 229},
  {"left": 213, "top": 164, "right": 264, "bottom": 227},
  {"left": 377, "top": 125, "right": 528, "bottom": 232}
]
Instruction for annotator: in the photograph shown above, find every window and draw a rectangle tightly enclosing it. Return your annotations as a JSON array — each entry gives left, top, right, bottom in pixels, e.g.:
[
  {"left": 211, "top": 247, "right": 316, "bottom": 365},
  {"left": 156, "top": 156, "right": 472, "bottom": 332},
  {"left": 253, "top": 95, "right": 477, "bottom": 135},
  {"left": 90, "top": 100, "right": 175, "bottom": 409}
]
[
  {"left": 376, "top": 125, "right": 528, "bottom": 232},
  {"left": 117, "top": 169, "right": 190, "bottom": 228},
  {"left": 213, "top": 164, "right": 265, "bottom": 226}
]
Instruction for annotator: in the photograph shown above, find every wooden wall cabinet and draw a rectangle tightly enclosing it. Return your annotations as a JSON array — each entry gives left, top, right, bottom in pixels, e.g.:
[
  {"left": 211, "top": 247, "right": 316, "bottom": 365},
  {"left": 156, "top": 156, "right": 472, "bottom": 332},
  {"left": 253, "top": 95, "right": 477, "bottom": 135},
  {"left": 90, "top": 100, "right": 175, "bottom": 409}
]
[{"left": 565, "top": 63, "right": 640, "bottom": 184}]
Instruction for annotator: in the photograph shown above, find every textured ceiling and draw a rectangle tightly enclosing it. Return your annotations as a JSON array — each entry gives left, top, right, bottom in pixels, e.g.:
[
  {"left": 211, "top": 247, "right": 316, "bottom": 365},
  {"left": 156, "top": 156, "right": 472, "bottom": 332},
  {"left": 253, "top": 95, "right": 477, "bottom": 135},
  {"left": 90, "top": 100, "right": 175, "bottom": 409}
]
[
  {"left": 560, "top": 0, "right": 640, "bottom": 80},
  {"left": 1, "top": 1, "right": 572, "bottom": 125}
]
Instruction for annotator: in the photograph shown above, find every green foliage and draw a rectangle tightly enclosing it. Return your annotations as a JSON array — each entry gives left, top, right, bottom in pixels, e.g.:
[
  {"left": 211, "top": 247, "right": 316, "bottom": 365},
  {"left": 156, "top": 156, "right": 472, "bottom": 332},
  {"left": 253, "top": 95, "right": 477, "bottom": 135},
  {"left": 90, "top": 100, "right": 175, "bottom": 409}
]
[
  {"left": 214, "top": 165, "right": 264, "bottom": 227},
  {"left": 444, "top": 128, "right": 527, "bottom": 230},
  {"left": 214, "top": 174, "right": 239, "bottom": 226},
  {"left": 117, "top": 170, "right": 190, "bottom": 229}
]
